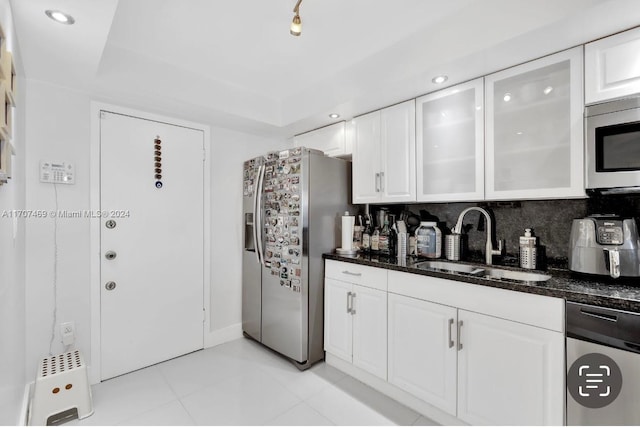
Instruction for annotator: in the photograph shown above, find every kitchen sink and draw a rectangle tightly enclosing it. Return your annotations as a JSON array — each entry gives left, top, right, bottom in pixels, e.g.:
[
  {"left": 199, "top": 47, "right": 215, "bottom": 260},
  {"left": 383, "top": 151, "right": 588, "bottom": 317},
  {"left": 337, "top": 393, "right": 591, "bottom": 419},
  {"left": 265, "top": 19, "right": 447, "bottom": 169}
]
[
  {"left": 413, "top": 260, "right": 485, "bottom": 275},
  {"left": 412, "top": 260, "right": 551, "bottom": 283},
  {"left": 483, "top": 268, "right": 551, "bottom": 283}
]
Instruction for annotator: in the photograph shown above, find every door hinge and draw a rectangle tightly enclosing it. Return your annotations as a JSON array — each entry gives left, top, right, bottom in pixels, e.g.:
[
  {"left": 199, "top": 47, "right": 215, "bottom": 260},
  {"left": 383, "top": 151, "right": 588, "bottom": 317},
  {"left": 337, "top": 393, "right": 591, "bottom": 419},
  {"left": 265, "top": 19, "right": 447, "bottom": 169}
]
[{"left": 203, "top": 308, "right": 206, "bottom": 323}]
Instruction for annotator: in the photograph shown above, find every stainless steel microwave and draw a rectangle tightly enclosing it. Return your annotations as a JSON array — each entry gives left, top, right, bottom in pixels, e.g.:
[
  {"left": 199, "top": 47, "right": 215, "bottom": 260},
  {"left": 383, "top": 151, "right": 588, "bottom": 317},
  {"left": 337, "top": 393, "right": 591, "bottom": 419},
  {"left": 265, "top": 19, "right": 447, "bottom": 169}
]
[{"left": 586, "top": 97, "right": 640, "bottom": 192}]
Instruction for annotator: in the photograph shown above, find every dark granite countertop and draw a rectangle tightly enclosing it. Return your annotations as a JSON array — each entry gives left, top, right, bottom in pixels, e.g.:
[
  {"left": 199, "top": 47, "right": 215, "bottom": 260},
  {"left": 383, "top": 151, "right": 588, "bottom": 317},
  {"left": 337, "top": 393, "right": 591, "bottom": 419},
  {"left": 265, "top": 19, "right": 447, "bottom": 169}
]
[{"left": 324, "top": 253, "right": 640, "bottom": 313}]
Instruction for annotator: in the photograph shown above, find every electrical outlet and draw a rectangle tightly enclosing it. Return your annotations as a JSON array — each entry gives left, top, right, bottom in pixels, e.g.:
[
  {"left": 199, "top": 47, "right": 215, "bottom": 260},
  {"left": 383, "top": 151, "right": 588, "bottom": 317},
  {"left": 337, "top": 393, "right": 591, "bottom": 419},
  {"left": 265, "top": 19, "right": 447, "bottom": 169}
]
[{"left": 60, "top": 322, "right": 75, "bottom": 346}]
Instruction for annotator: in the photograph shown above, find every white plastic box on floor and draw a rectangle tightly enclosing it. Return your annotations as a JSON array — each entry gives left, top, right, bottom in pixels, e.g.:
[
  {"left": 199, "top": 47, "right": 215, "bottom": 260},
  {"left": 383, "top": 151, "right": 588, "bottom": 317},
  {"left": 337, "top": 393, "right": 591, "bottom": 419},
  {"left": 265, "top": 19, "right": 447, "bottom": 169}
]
[{"left": 28, "top": 350, "right": 93, "bottom": 426}]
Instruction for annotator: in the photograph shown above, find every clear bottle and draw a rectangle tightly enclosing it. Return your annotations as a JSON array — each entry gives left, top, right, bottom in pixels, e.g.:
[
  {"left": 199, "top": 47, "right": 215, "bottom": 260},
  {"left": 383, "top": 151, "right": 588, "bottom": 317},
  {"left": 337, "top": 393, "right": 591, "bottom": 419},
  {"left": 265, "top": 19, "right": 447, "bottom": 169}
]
[
  {"left": 362, "top": 217, "right": 372, "bottom": 252},
  {"left": 379, "top": 219, "right": 391, "bottom": 255}
]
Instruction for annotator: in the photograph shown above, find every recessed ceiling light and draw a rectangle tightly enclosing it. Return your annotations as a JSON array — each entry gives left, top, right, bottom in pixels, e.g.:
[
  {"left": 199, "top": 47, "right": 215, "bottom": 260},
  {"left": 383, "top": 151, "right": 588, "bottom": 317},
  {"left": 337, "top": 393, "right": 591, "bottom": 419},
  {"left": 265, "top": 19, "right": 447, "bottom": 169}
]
[
  {"left": 432, "top": 75, "right": 448, "bottom": 84},
  {"left": 45, "top": 10, "right": 75, "bottom": 25},
  {"left": 503, "top": 92, "right": 512, "bottom": 102},
  {"left": 329, "top": 113, "right": 340, "bottom": 119},
  {"left": 543, "top": 86, "right": 553, "bottom": 95}
]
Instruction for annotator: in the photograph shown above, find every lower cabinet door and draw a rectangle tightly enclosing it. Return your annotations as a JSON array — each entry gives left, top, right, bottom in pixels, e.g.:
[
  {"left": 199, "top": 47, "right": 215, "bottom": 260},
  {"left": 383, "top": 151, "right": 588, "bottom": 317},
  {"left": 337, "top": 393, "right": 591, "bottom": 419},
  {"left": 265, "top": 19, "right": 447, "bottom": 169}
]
[
  {"left": 324, "top": 278, "right": 353, "bottom": 362},
  {"left": 388, "top": 293, "right": 458, "bottom": 415},
  {"left": 457, "top": 310, "right": 565, "bottom": 426},
  {"left": 352, "top": 284, "right": 387, "bottom": 380}
]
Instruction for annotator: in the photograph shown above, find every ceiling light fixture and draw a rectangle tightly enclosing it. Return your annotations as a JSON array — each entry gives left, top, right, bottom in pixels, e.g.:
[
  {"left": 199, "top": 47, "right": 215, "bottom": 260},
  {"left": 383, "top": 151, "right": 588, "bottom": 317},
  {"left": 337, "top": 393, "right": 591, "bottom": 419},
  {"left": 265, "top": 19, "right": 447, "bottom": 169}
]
[
  {"left": 45, "top": 9, "right": 75, "bottom": 25},
  {"left": 290, "top": 0, "right": 302, "bottom": 36},
  {"left": 503, "top": 92, "right": 512, "bottom": 102},
  {"left": 329, "top": 113, "right": 340, "bottom": 119},
  {"left": 432, "top": 75, "right": 448, "bottom": 84},
  {"left": 543, "top": 86, "right": 554, "bottom": 95}
]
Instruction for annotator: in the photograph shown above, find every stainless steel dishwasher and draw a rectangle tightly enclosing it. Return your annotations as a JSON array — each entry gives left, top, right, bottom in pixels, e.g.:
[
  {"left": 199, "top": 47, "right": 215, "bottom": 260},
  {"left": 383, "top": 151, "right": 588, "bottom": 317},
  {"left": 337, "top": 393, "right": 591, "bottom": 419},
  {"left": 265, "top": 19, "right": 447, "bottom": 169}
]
[{"left": 566, "top": 301, "right": 640, "bottom": 425}]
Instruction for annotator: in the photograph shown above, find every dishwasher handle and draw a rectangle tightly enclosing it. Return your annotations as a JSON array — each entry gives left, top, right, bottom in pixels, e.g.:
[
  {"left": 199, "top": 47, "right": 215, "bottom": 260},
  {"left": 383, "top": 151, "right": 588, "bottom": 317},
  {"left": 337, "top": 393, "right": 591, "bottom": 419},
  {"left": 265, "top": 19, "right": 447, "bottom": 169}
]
[{"left": 566, "top": 301, "right": 640, "bottom": 354}]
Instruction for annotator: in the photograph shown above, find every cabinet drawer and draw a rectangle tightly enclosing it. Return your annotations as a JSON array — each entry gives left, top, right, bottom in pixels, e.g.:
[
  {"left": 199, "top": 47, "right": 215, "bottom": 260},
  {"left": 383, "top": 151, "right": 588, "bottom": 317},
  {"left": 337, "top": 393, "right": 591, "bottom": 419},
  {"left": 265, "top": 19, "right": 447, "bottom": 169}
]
[
  {"left": 325, "top": 260, "right": 387, "bottom": 291},
  {"left": 388, "top": 270, "right": 564, "bottom": 332}
]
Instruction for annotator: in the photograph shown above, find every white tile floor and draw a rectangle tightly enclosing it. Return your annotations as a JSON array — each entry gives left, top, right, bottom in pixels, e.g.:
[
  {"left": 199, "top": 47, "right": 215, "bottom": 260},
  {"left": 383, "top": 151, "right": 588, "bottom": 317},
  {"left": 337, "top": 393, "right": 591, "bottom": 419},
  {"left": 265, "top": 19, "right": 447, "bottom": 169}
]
[{"left": 70, "top": 338, "right": 438, "bottom": 426}]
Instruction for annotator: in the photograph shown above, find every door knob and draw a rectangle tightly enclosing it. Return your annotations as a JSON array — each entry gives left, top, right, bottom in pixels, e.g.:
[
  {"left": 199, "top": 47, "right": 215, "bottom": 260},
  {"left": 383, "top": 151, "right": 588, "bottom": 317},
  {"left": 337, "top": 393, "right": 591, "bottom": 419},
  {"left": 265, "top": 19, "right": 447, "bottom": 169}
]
[
  {"left": 105, "top": 251, "right": 117, "bottom": 260},
  {"left": 105, "top": 281, "right": 116, "bottom": 291}
]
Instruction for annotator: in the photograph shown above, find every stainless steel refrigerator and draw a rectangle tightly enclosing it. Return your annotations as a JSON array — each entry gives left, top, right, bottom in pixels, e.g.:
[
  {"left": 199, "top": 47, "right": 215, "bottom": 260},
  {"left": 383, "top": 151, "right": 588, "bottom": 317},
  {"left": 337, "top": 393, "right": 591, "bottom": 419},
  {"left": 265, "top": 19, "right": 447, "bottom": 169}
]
[{"left": 242, "top": 147, "right": 351, "bottom": 369}]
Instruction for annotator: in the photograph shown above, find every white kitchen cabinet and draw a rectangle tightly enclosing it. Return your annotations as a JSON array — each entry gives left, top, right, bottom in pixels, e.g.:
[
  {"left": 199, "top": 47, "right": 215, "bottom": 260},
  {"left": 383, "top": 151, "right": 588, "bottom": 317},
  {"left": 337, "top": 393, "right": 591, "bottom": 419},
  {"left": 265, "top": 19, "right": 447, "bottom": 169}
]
[
  {"left": 416, "top": 78, "right": 484, "bottom": 202},
  {"left": 324, "top": 277, "right": 353, "bottom": 361},
  {"left": 352, "top": 100, "right": 416, "bottom": 203},
  {"left": 387, "top": 272, "right": 565, "bottom": 425},
  {"left": 457, "top": 309, "right": 565, "bottom": 426},
  {"left": 292, "top": 121, "right": 349, "bottom": 157},
  {"left": 388, "top": 293, "right": 457, "bottom": 415},
  {"left": 352, "top": 111, "right": 381, "bottom": 202},
  {"left": 351, "top": 284, "right": 387, "bottom": 379},
  {"left": 586, "top": 26, "right": 640, "bottom": 104},
  {"left": 485, "top": 46, "right": 584, "bottom": 200},
  {"left": 324, "top": 262, "right": 387, "bottom": 380}
]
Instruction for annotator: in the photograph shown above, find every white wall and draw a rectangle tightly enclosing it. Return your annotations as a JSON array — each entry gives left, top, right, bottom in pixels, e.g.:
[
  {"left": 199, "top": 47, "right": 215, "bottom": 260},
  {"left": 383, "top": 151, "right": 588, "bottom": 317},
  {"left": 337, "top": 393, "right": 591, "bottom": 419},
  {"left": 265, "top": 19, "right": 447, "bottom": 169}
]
[
  {"left": 23, "top": 78, "right": 287, "bottom": 378},
  {"left": 0, "top": 0, "right": 26, "bottom": 424},
  {"left": 208, "top": 127, "right": 286, "bottom": 344},
  {"left": 24, "top": 79, "right": 93, "bottom": 376}
]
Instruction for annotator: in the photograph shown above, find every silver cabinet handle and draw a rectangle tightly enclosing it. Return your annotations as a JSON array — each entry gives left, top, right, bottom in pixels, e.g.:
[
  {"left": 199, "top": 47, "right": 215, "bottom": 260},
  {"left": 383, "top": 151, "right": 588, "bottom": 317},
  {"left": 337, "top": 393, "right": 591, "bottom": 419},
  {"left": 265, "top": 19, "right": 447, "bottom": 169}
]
[
  {"left": 346, "top": 291, "right": 352, "bottom": 314},
  {"left": 457, "top": 320, "right": 464, "bottom": 350},
  {"left": 375, "top": 173, "right": 380, "bottom": 192},
  {"left": 350, "top": 292, "right": 356, "bottom": 315},
  {"left": 341, "top": 270, "right": 362, "bottom": 276},
  {"left": 448, "top": 318, "right": 455, "bottom": 348},
  {"left": 380, "top": 171, "right": 385, "bottom": 192}
]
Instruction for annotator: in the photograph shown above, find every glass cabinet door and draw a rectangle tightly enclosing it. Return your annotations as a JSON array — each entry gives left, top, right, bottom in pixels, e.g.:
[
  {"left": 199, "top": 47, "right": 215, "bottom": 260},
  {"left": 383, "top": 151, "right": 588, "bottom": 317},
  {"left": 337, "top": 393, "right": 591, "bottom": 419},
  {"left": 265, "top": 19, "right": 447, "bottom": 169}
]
[
  {"left": 485, "top": 46, "right": 584, "bottom": 200},
  {"left": 416, "top": 78, "right": 484, "bottom": 202}
]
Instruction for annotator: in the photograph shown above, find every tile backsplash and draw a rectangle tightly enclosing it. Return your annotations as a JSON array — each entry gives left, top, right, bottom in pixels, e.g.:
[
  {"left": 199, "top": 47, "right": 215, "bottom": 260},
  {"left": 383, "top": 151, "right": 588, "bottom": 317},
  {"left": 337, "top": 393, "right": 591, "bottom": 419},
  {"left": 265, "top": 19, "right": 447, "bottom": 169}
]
[{"left": 364, "top": 194, "right": 640, "bottom": 268}]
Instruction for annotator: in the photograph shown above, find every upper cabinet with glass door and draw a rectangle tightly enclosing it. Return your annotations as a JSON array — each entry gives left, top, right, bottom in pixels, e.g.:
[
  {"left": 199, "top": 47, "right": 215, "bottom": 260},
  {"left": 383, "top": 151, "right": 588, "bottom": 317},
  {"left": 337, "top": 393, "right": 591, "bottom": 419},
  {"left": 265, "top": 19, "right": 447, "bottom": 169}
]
[
  {"left": 485, "top": 46, "right": 584, "bottom": 200},
  {"left": 416, "top": 78, "right": 484, "bottom": 202}
]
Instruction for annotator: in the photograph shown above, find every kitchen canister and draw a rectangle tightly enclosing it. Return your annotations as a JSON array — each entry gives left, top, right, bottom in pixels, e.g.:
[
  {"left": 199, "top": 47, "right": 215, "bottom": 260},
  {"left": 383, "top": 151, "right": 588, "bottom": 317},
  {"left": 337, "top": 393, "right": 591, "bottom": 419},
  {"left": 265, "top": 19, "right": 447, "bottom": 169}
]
[
  {"left": 445, "top": 233, "right": 462, "bottom": 261},
  {"left": 416, "top": 222, "right": 442, "bottom": 258}
]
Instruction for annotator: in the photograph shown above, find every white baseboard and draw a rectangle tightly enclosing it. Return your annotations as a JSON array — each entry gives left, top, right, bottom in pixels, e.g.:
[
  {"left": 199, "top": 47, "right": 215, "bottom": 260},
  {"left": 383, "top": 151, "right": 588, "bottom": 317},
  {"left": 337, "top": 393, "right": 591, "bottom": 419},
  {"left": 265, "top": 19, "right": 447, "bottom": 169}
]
[
  {"left": 325, "top": 353, "right": 464, "bottom": 426},
  {"left": 19, "top": 382, "right": 32, "bottom": 426},
  {"left": 204, "top": 323, "right": 243, "bottom": 348}
]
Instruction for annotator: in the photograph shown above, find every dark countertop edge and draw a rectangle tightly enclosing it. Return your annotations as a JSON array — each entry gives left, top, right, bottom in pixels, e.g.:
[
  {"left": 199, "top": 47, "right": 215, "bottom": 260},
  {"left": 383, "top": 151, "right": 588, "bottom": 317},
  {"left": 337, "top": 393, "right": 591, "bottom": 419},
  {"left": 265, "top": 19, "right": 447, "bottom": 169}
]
[{"left": 323, "top": 253, "right": 640, "bottom": 313}]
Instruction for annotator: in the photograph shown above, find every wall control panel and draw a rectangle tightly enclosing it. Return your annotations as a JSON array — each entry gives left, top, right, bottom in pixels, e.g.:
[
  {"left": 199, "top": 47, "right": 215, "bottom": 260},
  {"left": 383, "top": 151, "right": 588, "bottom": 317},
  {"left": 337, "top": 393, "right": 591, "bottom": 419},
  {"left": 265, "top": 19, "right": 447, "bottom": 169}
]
[{"left": 40, "top": 161, "right": 75, "bottom": 185}]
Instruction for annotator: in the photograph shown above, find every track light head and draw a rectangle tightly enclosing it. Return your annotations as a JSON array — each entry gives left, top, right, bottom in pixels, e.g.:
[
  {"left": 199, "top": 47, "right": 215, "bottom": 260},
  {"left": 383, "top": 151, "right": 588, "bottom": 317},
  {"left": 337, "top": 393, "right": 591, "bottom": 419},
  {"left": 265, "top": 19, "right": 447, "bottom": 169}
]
[
  {"left": 290, "top": 14, "right": 302, "bottom": 36},
  {"left": 290, "top": 0, "right": 303, "bottom": 37}
]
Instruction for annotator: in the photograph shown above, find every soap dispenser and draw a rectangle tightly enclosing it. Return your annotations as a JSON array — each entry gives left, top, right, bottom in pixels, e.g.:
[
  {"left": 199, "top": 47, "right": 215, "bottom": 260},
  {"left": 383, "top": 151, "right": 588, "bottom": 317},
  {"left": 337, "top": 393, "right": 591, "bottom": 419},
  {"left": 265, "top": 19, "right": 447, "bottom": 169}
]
[{"left": 519, "top": 228, "right": 537, "bottom": 269}]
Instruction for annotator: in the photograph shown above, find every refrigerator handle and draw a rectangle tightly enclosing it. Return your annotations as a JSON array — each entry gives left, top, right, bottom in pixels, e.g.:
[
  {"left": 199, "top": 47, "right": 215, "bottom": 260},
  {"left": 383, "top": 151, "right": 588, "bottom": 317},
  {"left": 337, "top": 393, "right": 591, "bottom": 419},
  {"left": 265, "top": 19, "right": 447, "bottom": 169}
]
[{"left": 254, "top": 164, "right": 266, "bottom": 265}]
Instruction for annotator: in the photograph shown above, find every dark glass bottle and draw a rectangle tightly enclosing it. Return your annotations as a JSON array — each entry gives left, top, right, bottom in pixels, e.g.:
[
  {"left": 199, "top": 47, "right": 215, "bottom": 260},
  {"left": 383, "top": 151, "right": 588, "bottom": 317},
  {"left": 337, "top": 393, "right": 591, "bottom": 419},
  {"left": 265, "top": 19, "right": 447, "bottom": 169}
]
[
  {"left": 362, "top": 217, "right": 372, "bottom": 252},
  {"left": 378, "top": 219, "right": 391, "bottom": 255}
]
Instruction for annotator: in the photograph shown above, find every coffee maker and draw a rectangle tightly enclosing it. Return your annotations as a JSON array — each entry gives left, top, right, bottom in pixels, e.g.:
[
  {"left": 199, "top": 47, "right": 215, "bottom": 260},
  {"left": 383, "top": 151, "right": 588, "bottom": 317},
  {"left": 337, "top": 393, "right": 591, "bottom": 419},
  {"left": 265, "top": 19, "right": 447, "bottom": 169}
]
[{"left": 569, "top": 215, "right": 640, "bottom": 278}]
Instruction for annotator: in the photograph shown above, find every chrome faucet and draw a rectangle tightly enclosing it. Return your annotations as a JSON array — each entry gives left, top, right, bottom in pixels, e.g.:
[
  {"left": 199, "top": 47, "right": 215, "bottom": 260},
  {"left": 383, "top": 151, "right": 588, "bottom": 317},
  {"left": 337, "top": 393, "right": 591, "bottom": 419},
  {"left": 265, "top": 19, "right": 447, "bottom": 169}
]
[{"left": 453, "top": 207, "right": 503, "bottom": 265}]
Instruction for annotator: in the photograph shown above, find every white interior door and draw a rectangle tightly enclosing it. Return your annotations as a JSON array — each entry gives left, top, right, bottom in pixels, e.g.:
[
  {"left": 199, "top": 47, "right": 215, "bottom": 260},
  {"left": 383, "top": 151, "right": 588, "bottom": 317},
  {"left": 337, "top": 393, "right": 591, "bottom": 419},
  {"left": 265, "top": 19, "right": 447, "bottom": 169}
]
[{"left": 100, "top": 111, "right": 204, "bottom": 380}]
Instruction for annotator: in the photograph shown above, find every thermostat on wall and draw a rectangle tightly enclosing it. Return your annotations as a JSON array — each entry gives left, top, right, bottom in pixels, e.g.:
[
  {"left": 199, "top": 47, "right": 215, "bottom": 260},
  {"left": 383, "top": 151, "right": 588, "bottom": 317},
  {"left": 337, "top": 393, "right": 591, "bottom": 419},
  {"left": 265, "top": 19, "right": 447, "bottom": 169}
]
[{"left": 40, "top": 161, "right": 75, "bottom": 185}]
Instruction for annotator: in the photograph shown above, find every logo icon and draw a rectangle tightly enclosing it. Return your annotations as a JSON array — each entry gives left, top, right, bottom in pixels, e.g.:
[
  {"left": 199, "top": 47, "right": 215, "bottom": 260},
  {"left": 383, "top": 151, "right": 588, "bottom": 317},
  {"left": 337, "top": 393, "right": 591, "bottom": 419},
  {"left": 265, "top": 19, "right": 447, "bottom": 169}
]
[{"left": 568, "top": 353, "right": 622, "bottom": 408}]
